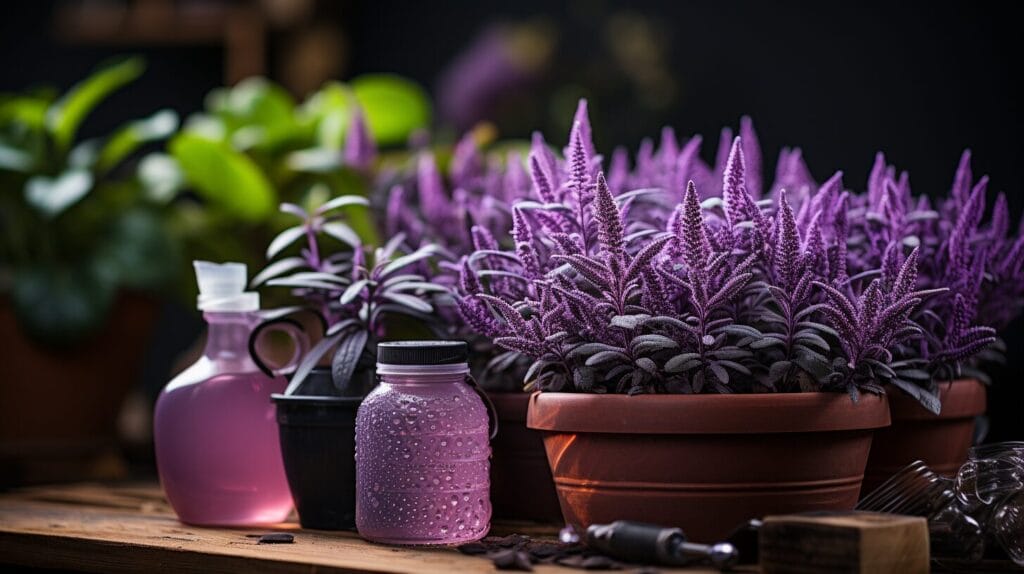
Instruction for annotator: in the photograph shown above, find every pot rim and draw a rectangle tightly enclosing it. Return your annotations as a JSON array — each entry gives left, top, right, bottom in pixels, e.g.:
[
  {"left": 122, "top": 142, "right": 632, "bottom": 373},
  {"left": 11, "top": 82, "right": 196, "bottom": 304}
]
[
  {"left": 527, "top": 391, "right": 890, "bottom": 434},
  {"left": 888, "top": 378, "right": 986, "bottom": 420},
  {"left": 271, "top": 393, "right": 362, "bottom": 406}
]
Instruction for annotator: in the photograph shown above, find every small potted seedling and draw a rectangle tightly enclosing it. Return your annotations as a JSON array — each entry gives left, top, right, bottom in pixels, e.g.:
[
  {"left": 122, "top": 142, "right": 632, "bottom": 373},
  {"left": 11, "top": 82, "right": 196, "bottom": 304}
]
[{"left": 252, "top": 194, "right": 448, "bottom": 530}]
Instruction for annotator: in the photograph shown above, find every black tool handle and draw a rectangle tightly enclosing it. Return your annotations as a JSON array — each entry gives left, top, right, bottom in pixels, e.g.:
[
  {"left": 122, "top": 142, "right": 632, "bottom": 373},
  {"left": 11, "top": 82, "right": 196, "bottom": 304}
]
[{"left": 585, "top": 521, "right": 688, "bottom": 565}]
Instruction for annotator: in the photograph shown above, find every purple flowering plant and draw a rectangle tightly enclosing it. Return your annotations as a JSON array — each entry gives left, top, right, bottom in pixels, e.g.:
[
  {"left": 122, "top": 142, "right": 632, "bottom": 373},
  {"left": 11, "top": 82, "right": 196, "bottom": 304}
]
[
  {"left": 378, "top": 126, "right": 544, "bottom": 387},
  {"left": 450, "top": 100, "right": 1022, "bottom": 411}
]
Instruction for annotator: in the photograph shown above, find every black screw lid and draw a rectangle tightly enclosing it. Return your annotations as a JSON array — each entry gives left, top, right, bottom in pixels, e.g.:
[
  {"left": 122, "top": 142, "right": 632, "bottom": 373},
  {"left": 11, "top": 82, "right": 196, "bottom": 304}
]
[{"left": 376, "top": 340, "right": 469, "bottom": 366}]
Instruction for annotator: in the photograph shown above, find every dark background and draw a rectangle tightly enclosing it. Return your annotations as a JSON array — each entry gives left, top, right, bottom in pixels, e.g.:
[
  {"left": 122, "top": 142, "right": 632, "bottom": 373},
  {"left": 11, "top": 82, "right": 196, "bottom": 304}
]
[{"left": 2, "top": 1, "right": 1021, "bottom": 441}]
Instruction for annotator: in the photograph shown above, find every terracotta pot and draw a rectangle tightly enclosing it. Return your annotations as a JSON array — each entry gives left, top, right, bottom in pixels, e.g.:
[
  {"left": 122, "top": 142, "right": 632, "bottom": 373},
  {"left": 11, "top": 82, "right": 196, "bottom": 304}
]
[
  {"left": 0, "top": 294, "right": 159, "bottom": 486},
  {"left": 488, "top": 392, "right": 562, "bottom": 523},
  {"left": 527, "top": 391, "right": 890, "bottom": 542},
  {"left": 862, "top": 379, "right": 986, "bottom": 495}
]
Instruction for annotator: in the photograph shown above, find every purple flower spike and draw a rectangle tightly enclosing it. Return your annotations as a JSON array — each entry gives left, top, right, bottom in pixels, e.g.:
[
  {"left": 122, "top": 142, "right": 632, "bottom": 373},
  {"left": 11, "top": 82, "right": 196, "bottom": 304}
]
[
  {"left": 775, "top": 190, "right": 800, "bottom": 290},
  {"left": 740, "top": 116, "right": 763, "bottom": 198},
  {"left": 343, "top": 107, "right": 376, "bottom": 172},
  {"left": 417, "top": 152, "right": 449, "bottom": 223},
  {"left": 512, "top": 207, "right": 541, "bottom": 278},
  {"left": 567, "top": 98, "right": 596, "bottom": 160},
  {"left": 592, "top": 172, "right": 626, "bottom": 266},
  {"left": 722, "top": 137, "right": 748, "bottom": 228},
  {"left": 679, "top": 180, "right": 710, "bottom": 271}
]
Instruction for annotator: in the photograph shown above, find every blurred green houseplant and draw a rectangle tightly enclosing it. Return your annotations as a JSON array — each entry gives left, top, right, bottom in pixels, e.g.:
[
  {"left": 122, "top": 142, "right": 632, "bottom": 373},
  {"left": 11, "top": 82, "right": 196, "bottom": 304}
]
[
  {"left": 161, "top": 74, "right": 432, "bottom": 281},
  {"left": 0, "top": 58, "right": 180, "bottom": 346}
]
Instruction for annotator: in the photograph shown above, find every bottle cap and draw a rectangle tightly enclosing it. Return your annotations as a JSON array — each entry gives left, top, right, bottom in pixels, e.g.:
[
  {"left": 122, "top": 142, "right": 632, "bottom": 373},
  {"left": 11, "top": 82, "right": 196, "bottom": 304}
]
[
  {"left": 193, "top": 260, "right": 260, "bottom": 312},
  {"left": 376, "top": 340, "right": 469, "bottom": 366}
]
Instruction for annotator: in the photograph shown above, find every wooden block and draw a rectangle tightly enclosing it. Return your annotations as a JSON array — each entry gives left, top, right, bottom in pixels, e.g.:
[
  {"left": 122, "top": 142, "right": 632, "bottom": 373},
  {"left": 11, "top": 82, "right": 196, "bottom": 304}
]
[{"left": 760, "top": 511, "right": 929, "bottom": 574}]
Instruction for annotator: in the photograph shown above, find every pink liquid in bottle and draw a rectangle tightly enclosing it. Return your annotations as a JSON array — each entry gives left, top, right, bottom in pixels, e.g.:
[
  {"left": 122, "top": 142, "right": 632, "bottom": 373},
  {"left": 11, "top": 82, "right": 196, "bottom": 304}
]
[{"left": 154, "top": 262, "right": 294, "bottom": 526}]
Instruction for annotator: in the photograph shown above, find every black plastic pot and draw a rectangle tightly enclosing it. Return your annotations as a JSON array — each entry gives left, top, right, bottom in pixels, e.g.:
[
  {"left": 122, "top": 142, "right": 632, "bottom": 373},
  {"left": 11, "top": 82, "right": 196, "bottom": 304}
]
[{"left": 272, "top": 368, "right": 362, "bottom": 530}]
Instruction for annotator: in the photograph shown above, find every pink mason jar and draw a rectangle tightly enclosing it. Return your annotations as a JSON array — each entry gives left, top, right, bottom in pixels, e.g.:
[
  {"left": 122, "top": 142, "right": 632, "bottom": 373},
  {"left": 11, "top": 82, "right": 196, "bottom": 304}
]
[{"left": 356, "top": 341, "right": 494, "bottom": 545}]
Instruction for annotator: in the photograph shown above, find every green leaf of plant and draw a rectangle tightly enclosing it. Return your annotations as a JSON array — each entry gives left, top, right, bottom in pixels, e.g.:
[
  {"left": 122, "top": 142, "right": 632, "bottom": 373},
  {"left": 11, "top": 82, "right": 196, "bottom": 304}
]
[
  {"left": 24, "top": 169, "right": 93, "bottom": 218},
  {"left": 209, "top": 77, "right": 297, "bottom": 150},
  {"left": 46, "top": 57, "right": 145, "bottom": 149},
  {"left": 630, "top": 334, "right": 678, "bottom": 351},
  {"left": 284, "top": 332, "right": 343, "bottom": 395},
  {"left": 635, "top": 357, "right": 658, "bottom": 375},
  {"left": 769, "top": 360, "right": 792, "bottom": 383},
  {"left": 11, "top": 264, "right": 115, "bottom": 347},
  {"left": 93, "top": 209, "right": 178, "bottom": 290},
  {"left": 138, "top": 153, "right": 185, "bottom": 203},
  {"left": 585, "top": 350, "right": 629, "bottom": 367},
  {"left": 322, "top": 221, "right": 361, "bottom": 247},
  {"left": 299, "top": 81, "right": 355, "bottom": 149},
  {"left": 794, "top": 331, "right": 830, "bottom": 352},
  {"left": 266, "top": 225, "right": 307, "bottom": 258},
  {"left": 0, "top": 94, "right": 51, "bottom": 127},
  {"left": 340, "top": 279, "right": 369, "bottom": 305},
  {"left": 665, "top": 353, "right": 702, "bottom": 373},
  {"left": 317, "top": 194, "right": 370, "bottom": 214},
  {"left": 750, "top": 337, "right": 786, "bottom": 350},
  {"left": 169, "top": 133, "right": 276, "bottom": 221},
  {"left": 611, "top": 314, "right": 650, "bottom": 330},
  {"left": 709, "top": 362, "right": 730, "bottom": 385},
  {"left": 0, "top": 143, "right": 34, "bottom": 171},
  {"left": 251, "top": 257, "right": 307, "bottom": 287},
  {"left": 97, "top": 109, "right": 179, "bottom": 173},
  {"left": 568, "top": 342, "right": 624, "bottom": 357},
  {"left": 351, "top": 74, "right": 431, "bottom": 146},
  {"left": 332, "top": 329, "right": 369, "bottom": 394},
  {"left": 889, "top": 378, "right": 941, "bottom": 414},
  {"left": 381, "top": 292, "right": 433, "bottom": 313}
]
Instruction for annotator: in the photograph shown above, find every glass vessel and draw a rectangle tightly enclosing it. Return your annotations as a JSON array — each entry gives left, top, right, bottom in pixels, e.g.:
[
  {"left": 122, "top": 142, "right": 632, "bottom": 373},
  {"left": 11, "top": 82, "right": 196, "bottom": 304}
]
[
  {"left": 355, "top": 341, "right": 493, "bottom": 545},
  {"left": 154, "top": 261, "right": 299, "bottom": 526}
]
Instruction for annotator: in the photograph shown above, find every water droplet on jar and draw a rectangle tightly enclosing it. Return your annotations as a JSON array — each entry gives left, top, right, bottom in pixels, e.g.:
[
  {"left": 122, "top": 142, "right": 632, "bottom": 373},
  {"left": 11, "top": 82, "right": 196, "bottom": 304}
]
[
  {"left": 445, "top": 475, "right": 452, "bottom": 482},
  {"left": 456, "top": 439, "right": 463, "bottom": 447},
  {"left": 450, "top": 495, "right": 459, "bottom": 506},
  {"left": 462, "top": 495, "right": 470, "bottom": 502},
  {"left": 440, "top": 440, "right": 447, "bottom": 447},
  {"left": 432, "top": 478, "right": 440, "bottom": 485},
  {"left": 392, "top": 417, "right": 401, "bottom": 425},
  {"left": 440, "top": 525, "right": 449, "bottom": 534}
]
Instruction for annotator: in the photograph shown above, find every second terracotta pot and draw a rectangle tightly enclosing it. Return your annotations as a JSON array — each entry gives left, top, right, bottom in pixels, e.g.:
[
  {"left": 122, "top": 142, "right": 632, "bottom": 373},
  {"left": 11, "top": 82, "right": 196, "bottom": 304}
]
[
  {"left": 527, "top": 391, "right": 891, "bottom": 542},
  {"left": 488, "top": 392, "right": 562, "bottom": 523},
  {"left": 862, "top": 379, "right": 986, "bottom": 494}
]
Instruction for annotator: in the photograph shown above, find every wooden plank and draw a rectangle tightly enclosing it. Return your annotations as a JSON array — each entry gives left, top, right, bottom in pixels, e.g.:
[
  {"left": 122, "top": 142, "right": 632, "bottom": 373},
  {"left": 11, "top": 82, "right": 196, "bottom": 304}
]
[
  {"left": 760, "top": 512, "right": 929, "bottom": 574},
  {"left": 0, "top": 484, "right": 724, "bottom": 573}
]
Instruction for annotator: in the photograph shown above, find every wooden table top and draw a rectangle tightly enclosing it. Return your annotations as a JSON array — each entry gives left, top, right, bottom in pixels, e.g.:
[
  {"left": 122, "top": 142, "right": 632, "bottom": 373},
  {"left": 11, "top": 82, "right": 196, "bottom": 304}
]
[{"left": 0, "top": 482, "right": 734, "bottom": 573}]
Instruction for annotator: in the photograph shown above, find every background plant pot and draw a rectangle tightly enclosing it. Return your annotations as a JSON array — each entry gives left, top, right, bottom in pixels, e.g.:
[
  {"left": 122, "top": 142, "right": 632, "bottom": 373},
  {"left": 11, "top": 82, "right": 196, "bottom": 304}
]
[
  {"left": 273, "top": 369, "right": 362, "bottom": 530},
  {"left": 527, "top": 391, "right": 891, "bottom": 542},
  {"left": 862, "top": 379, "right": 986, "bottom": 494},
  {"left": 488, "top": 392, "right": 562, "bottom": 523},
  {"left": 0, "top": 293, "right": 158, "bottom": 487}
]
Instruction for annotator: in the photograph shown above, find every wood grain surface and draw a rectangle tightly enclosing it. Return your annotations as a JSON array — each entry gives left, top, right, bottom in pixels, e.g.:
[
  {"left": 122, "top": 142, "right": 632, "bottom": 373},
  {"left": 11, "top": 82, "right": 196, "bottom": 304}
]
[{"left": 0, "top": 483, "right": 732, "bottom": 573}]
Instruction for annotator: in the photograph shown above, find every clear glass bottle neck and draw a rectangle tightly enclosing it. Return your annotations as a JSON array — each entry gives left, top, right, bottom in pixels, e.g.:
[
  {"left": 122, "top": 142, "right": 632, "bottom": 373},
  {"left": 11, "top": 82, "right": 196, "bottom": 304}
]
[{"left": 203, "top": 311, "right": 258, "bottom": 364}]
